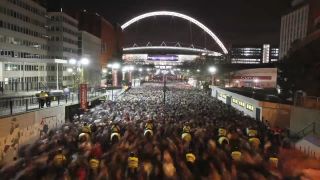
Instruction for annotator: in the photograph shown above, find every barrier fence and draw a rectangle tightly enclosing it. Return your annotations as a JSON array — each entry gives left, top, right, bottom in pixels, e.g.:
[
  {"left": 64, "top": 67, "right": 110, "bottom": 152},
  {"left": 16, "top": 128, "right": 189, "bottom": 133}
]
[{"left": 0, "top": 87, "right": 122, "bottom": 117}]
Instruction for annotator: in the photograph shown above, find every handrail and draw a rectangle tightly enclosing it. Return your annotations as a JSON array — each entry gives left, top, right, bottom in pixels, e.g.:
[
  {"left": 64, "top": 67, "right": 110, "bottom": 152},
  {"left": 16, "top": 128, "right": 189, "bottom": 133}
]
[{"left": 293, "top": 122, "right": 316, "bottom": 139}]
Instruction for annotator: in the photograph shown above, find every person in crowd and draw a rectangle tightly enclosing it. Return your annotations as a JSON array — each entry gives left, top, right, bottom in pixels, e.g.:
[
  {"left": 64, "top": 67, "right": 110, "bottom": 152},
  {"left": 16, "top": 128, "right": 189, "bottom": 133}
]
[
  {"left": 39, "top": 90, "right": 48, "bottom": 108},
  {"left": 1, "top": 82, "right": 319, "bottom": 179}
]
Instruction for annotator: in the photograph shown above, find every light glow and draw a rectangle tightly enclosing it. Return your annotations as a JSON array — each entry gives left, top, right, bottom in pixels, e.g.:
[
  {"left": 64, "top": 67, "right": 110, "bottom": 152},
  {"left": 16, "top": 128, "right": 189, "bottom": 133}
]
[
  {"left": 121, "top": 11, "right": 228, "bottom": 54},
  {"left": 69, "top": 59, "right": 77, "bottom": 65},
  {"left": 80, "top": 58, "right": 90, "bottom": 65},
  {"left": 67, "top": 68, "right": 73, "bottom": 73},
  {"left": 209, "top": 66, "right": 217, "bottom": 74}
]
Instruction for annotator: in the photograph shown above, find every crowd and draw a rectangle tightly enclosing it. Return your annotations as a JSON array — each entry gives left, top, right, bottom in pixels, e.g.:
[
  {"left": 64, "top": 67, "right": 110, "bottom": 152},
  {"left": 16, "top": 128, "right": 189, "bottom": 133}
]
[{"left": 0, "top": 83, "right": 319, "bottom": 180}]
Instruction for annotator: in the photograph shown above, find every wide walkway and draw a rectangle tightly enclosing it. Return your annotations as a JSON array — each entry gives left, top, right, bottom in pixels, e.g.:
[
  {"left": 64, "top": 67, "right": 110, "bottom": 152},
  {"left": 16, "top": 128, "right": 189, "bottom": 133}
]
[{"left": 0, "top": 83, "right": 319, "bottom": 179}]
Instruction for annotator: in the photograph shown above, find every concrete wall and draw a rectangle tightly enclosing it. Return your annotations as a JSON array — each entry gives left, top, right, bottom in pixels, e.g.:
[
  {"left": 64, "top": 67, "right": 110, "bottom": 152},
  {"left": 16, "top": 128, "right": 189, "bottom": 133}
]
[
  {"left": 259, "top": 101, "right": 291, "bottom": 129},
  {"left": 211, "top": 87, "right": 291, "bottom": 129},
  {"left": 0, "top": 106, "right": 65, "bottom": 163},
  {"left": 290, "top": 107, "right": 320, "bottom": 135},
  {"left": 212, "top": 87, "right": 261, "bottom": 119}
]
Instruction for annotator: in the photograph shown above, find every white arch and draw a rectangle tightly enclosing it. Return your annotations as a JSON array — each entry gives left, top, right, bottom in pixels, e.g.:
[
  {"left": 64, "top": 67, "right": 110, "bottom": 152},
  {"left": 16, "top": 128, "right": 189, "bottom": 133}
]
[{"left": 121, "top": 11, "right": 228, "bottom": 54}]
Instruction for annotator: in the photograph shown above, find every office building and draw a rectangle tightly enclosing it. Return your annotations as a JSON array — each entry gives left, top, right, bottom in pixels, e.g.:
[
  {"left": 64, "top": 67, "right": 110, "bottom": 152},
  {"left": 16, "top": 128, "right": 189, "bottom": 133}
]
[
  {"left": 79, "top": 31, "right": 101, "bottom": 87},
  {"left": 0, "top": 0, "right": 49, "bottom": 91},
  {"left": 47, "top": 11, "right": 79, "bottom": 88},
  {"left": 77, "top": 10, "right": 122, "bottom": 67},
  {"left": 230, "top": 44, "right": 279, "bottom": 64},
  {"left": 279, "top": 0, "right": 320, "bottom": 59}
]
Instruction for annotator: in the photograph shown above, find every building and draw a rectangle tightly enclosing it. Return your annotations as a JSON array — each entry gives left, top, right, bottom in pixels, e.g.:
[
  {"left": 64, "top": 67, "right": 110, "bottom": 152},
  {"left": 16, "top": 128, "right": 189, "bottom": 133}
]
[
  {"left": 229, "top": 68, "right": 277, "bottom": 88},
  {"left": 0, "top": 0, "right": 49, "bottom": 91},
  {"left": 79, "top": 31, "right": 101, "bottom": 87},
  {"left": 279, "top": 0, "right": 320, "bottom": 59},
  {"left": 77, "top": 10, "right": 122, "bottom": 67},
  {"left": 230, "top": 44, "right": 279, "bottom": 64},
  {"left": 47, "top": 11, "right": 79, "bottom": 88}
]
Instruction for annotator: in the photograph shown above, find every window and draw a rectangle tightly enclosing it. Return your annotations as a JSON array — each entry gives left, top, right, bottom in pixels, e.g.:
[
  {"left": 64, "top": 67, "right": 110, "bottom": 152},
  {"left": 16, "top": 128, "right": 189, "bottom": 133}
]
[{"left": 246, "top": 104, "right": 254, "bottom": 111}]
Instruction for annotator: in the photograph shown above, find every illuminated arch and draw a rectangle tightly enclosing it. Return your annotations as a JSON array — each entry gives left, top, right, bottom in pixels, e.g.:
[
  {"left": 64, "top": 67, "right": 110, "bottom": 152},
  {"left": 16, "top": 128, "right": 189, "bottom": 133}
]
[{"left": 121, "top": 11, "right": 228, "bottom": 54}]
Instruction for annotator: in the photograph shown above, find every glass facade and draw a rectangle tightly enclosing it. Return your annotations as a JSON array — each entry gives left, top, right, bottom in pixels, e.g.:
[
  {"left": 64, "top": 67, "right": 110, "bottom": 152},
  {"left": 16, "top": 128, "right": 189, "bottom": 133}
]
[{"left": 231, "top": 45, "right": 279, "bottom": 64}]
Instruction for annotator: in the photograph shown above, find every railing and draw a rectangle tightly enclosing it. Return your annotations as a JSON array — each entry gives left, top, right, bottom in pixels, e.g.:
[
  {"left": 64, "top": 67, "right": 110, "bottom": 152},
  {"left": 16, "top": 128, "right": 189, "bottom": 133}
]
[
  {"left": 291, "top": 122, "right": 317, "bottom": 141},
  {"left": 294, "top": 96, "right": 320, "bottom": 110},
  {"left": 0, "top": 81, "right": 51, "bottom": 93},
  {"left": 0, "top": 87, "right": 123, "bottom": 117}
]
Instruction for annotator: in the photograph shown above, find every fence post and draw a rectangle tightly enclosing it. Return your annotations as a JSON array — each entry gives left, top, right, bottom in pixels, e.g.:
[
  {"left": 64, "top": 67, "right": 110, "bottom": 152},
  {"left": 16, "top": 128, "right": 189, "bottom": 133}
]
[
  {"left": 26, "top": 99, "right": 28, "bottom": 111},
  {"left": 58, "top": 96, "right": 60, "bottom": 105},
  {"left": 10, "top": 100, "right": 13, "bottom": 115}
]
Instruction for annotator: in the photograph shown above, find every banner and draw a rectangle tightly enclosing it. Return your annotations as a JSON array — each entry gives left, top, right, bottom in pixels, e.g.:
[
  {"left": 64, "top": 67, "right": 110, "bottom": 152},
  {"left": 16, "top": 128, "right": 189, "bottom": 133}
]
[{"left": 80, "top": 84, "right": 88, "bottom": 110}]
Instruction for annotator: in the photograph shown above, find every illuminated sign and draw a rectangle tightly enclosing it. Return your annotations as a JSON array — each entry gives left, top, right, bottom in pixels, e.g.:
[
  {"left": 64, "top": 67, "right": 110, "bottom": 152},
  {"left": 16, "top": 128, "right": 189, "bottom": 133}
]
[
  {"left": 147, "top": 55, "right": 178, "bottom": 61},
  {"left": 80, "top": 84, "right": 88, "bottom": 110},
  {"left": 233, "top": 76, "right": 272, "bottom": 80}
]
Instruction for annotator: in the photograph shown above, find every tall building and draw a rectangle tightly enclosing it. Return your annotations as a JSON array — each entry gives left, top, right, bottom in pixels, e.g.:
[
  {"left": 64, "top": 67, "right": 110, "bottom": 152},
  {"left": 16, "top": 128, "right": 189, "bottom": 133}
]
[
  {"left": 47, "top": 11, "right": 79, "bottom": 88},
  {"left": 279, "top": 0, "right": 320, "bottom": 59},
  {"left": 77, "top": 10, "right": 122, "bottom": 67},
  {"left": 79, "top": 31, "right": 101, "bottom": 87},
  {"left": 0, "top": 0, "right": 49, "bottom": 91},
  {"left": 230, "top": 44, "right": 279, "bottom": 64}
]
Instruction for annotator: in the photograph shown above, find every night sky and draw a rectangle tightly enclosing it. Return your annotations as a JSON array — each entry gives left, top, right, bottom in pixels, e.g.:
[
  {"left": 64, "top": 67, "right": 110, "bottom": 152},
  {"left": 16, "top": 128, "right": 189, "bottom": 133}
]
[{"left": 51, "top": 0, "right": 293, "bottom": 50}]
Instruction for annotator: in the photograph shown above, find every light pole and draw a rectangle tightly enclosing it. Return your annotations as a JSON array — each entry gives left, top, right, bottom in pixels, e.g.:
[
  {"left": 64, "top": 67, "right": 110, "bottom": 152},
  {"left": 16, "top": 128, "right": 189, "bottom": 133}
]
[
  {"left": 54, "top": 59, "right": 68, "bottom": 90},
  {"left": 68, "top": 58, "right": 90, "bottom": 90},
  {"left": 208, "top": 66, "right": 217, "bottom": 86}
]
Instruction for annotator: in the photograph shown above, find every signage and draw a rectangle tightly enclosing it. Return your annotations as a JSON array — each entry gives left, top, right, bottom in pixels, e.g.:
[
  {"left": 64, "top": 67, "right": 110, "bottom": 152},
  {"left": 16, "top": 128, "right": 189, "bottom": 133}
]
[
  {"left": 147, "top": 55, "right": 179, "bottom": 61},
  {"left": 80, "top": 84, "right": 88, "bottom": 110},
  {"left": 233, "top": 76, "right": 272, "bottom": 80}
]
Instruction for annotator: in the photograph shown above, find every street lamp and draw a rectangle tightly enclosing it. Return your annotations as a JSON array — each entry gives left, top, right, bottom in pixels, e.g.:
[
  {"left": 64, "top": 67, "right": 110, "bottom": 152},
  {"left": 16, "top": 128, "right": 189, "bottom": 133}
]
[
  {"left": 67, "top": 68, "right": 73, "bottom": 73},
  {"left": 102, "top": 68, "right": 107, "bottom": 74},
  {"left": 197, "top": 69, "right": 200, "bottom": 72},
  {"left": 254, "top": 79, "right": 259, "bottom": 88},
  {"left": 80, "top": 57, "right": 90, "bottom": 65},
  {"left": 208, "top": 66, "right": 217, "bottom": 85},
  {"left": 68, "top": 57, "right": 90, "bottom": 89},
  {"left": 69, "top": 58, "right": 77, "bottom": 65}
]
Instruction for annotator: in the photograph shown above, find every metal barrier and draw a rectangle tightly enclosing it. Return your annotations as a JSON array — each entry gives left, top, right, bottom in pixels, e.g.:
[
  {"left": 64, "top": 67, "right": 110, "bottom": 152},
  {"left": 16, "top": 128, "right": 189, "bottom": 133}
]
[{"left": 0, "top": 87, "right": 122, "bottom": 117}]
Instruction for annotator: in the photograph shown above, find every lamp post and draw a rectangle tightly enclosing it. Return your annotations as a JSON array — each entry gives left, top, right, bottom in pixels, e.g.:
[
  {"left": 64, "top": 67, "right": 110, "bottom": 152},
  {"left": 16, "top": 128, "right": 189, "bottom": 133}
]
[
  {"left": 208, "top": 66, "right": 217, "bottom": 86},
  {"left": 68, "top": 58, "right": 90, "bottom": 90},
  {"left": 54, "top": 59, "right": 68, "bottom": 90}
]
